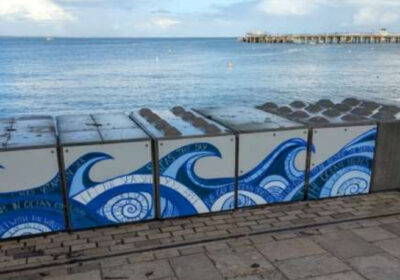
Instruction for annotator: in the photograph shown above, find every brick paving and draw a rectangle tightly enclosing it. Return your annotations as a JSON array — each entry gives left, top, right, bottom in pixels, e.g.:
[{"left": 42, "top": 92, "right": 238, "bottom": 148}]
[{"left": 1, "top": 192, "right": 400, "bottom": 279}]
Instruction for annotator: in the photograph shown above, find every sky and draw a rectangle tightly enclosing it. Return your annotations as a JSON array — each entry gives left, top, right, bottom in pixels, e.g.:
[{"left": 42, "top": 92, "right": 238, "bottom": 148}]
[{"left": 0, "top": 0, "right": 399, "bottom": 37}]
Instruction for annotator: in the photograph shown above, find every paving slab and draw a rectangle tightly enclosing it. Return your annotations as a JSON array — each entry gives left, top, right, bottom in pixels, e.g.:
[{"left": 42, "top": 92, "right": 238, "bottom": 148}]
[
  {"left": 357, "top": 220, "right": 381, "bottom": 228},
  {"left": 207, "top": 246, "right": 274, "bottom": 278},
  {"left": 352, "top": 226, "right": 397, "bottom": 242},
  {"left": 226, "top": 270, "right": 288, "bottom": 280},
  {"left": 249, "top": 234, "right": 274, "bottom": 245},
  {"left": 375, "top": 216, "right": 400, "bottom": 224},
  {"left": 349, "top": 253, "right": 400, "bottom": 280},
  {"left": 305, "top": 271, "right": 366, "bottom": 280},
  {"left": 313, "top": 231, "right": 383, "bottom": 259},
  {"left": 7, "top": 276, "right": 42, "bottom": 280},
  {"left": 374, "top": 238, "right": 400, "bottom": 258},
  {"left": 178, "top": 245, "right": 205, "bottom": 256},
  {"left": 381, "top": 222, "right": 400, "bottom": 236},
  {"left": 260, "top": 270, "right": 289, "bottom": 280},
  {"left": 271, "top": 232, "right": 299, "bottom": 240},
  {"left": 275, "top": 254, "right": 349, "bottom": 280},
  {"left": 1, "top": 193, "right": 400, "bottom": 280},
  {"left": 170, "top": 254, "right": 223, "bottom": 280},
  {"left": 100, "top": 257, "right": 129, "bottom": 268},
  {"left": 256, "top": 237, "right": 326, "bottom": 262},
  {"left": 44, "top": 270, "right": 102, "bottom": 280},
  {"left": 226, "top": 276, "right": 263, "bottom": 280},
  {"left": 128, "top": 252, "right": 155, "bottom": 264},
  {"left": 102, "top": 260, "right": 175, "bottom": 280}
]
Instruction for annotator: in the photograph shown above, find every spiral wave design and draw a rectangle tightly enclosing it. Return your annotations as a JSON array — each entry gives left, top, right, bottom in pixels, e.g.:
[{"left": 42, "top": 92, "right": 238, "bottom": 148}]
[{"left": 100, "top": 192, "right": 152, "bottom": 223}]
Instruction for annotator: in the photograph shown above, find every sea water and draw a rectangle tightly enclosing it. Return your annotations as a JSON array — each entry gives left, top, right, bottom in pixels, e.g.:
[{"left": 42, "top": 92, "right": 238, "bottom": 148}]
[{"left": 0, "top": 37, "right": 399, "bottom": 117}]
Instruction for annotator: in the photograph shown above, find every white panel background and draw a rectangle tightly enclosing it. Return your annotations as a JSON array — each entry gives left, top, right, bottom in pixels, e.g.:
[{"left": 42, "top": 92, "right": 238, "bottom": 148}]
[
  {"left": 0, "top": 148, "right": 59, "bottom": 192},
  {"left": 63, "top": 141, "right": 152, "bottom": 182},
  {"left": 158, "top": 136, "right": 235, "bottom": 179},
  {"left": 311, "top": 125, "right": 376, "bottom": 168},
  {"left": 239, "top": 129, "right": 308, "bottom": 175}
]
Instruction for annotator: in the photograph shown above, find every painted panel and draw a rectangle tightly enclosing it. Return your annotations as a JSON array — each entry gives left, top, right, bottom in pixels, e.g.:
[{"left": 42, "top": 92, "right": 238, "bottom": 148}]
[
  {"left": 238, "top": 129, "right": 308, "bottom": 208},
  {"left": 62, "top": 141, "right": 154, "bottom": 230},
  {"left": 157, "top": 136, "right": 236, "bottom": 219},
  {"left": 308, "top": 125, "right": 377, "bottom": 200},
  {"left": 0, "top": 148, "right": 65, "bottom": 239}
]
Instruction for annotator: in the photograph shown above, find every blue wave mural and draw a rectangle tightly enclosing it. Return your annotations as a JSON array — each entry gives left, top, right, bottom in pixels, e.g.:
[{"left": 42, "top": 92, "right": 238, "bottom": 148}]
[
  {"left": 158, "top": 143, "right": 235, "bottom": 218},
  {"left": 66, "top": 143, "right": 235, "bottom": 224},
  {"left": 0, "top": 127, "right": 378, "bottom": 237},
  {"left": 308, "top": 128, "right": 377, "bottom": 200},
  {"left": 65, "top": 128, "right": 376, "bottom": 227},
  {"left": 65, "top": 153, "right": 155, "bottom": 230},
  {"left": 0, "top": 166, "right": 65, "bottom": 239},
  {"left": 66, "top": 140, "right": 309, "bottom": 222},
  {"left": 237, "top": 138, "right": 308, "bottom": 208}
]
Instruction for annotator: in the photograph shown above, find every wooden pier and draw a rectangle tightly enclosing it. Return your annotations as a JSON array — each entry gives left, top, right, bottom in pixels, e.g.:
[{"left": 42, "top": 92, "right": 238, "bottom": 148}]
[{"left": 240, "top": 29, "right": 400, "bottom": 44}]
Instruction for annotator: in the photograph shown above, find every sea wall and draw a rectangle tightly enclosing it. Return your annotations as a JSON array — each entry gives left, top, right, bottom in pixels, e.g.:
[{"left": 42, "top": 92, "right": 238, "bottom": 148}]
[{"left": 0, "top": 98, "right": 399, "bottom": 240}]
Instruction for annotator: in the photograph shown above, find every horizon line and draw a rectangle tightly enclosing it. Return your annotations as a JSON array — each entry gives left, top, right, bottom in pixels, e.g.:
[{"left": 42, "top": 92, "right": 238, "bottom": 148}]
[{"left": 0, "top": 35, "right": 239, "bottom": 39}]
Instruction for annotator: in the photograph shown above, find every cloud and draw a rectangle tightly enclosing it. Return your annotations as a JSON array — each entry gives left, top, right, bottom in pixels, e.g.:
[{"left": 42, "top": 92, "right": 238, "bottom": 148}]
[
  {"left": 1, "top": 0, "right": 400, "bottom": 37},
  {"left": 152, "top": 16, "right": 180, "bottom": 29},
  {"left": 256, "top": 0, "right": 400, "bottom": 27},
  {"left": 353, "top": 6, "right": 399, "bottom": 26},
  {"left": 257, "top": 0, "right": 321, "bottom": 16},
  {"left": 346, "top": 0, "right": 400, "bottom": 7},
  {"left": 0, "top": 0, "right": 73, "bottom": 21}
]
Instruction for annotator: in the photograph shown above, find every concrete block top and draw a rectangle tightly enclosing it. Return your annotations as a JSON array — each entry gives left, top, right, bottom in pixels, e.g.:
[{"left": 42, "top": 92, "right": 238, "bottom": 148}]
[
  {"left": 194, "top": 106, "right": 304, "bottom": 133},
  {"left": 130, "top": 107, "right": 231, "bottom": 139},
  {"left": 257, "top": 98, "right": 400, "bottom": 127},
  {"left": 57, "top": 113, "right": 149, "bottom": 146},
  {"left": 0, "top": 116, "right": 57, "bottom": 151}
]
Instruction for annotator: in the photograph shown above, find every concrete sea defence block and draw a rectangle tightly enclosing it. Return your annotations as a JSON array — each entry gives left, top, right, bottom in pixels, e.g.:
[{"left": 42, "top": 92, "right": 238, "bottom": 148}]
[
  {"left": 195, "top": 106, "right": 309, "bottom": 208},
  {"left": 258, "top": 99, "right": 379, "bottom": 200},
  {"left": 0, "top": 116, "right": 66, "bottom": 239},
  {"left": 57, "top": 113, "right": 154, "bottom": 231},
  {"left": 130, "top": 107, "right": 236, "bottom": 219}
]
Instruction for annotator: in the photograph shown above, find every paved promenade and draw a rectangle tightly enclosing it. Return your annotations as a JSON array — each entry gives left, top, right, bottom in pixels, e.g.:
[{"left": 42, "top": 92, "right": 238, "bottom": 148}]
[{"left": 1, "top": 192, "right": 400, "bottom": 279}]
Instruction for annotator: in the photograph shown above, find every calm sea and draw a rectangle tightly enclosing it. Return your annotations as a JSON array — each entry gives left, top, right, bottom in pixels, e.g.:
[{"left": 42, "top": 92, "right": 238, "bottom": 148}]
[{"left": 0, "top": 37, "right": 399, "bottom": 117}]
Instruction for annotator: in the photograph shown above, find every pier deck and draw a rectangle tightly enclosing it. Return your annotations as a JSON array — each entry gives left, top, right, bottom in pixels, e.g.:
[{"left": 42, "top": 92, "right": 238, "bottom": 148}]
[{"left": 241, "top": 31, "right": 400, "bottom": 44}]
